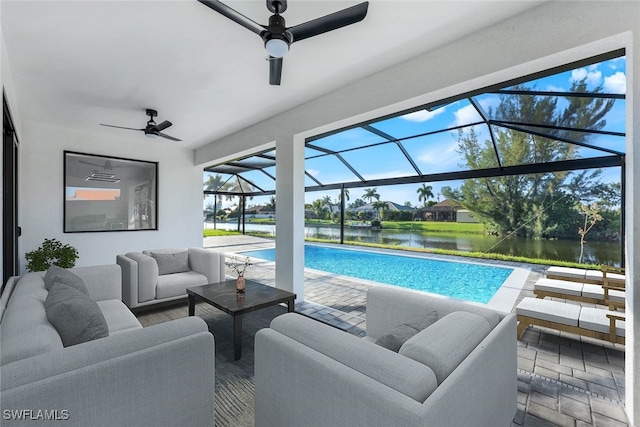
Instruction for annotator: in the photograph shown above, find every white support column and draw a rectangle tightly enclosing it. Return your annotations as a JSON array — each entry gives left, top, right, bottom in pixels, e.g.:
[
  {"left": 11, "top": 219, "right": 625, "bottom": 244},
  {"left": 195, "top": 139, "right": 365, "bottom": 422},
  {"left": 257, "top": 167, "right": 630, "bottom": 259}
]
[
  {"left": 275, "top": 135, "right": 306, "bottom": 301},
  {"left": 626, "top": 29, "right": 639, "bottom": 426}
]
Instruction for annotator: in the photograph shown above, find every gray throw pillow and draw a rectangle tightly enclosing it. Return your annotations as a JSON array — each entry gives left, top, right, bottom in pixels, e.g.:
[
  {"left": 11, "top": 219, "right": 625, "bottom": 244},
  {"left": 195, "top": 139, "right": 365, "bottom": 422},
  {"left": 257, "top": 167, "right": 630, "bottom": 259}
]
[
  {"left": 375, "top": 310, "right": 438, "bottom": 352},
  {"left": 149, "top": 250, "right": 190, "bottom": 276},
  {"left": 43, "top": 265, "right": 88, "bottom": 294},
  {"left": 44, "top": 282, "right": 109, "bottom": 347}
]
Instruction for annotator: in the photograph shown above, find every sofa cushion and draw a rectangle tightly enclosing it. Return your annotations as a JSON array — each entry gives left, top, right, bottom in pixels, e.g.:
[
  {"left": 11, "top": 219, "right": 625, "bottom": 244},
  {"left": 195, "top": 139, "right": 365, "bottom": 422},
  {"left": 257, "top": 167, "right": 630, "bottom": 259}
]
[
  {"left": 156, "top": 271, "right": 208, "bottom": 299},
  {"left": 149, "top": 250, "right": 190, "bottom": 276},
  {"left": 375, "top": 311, "right": 438, "bottom": 352},
  {"left": 399, "top": 311, "right": 491, "bottom": 384},
  {"left": 43, "top": 265, "right": 88, "bottom": 294},
  {"left": 45, "top": 283, "right": 109, "bottom": 347},
  {"left": 96, "top": 300, "right": 143, "bottom": 335}
]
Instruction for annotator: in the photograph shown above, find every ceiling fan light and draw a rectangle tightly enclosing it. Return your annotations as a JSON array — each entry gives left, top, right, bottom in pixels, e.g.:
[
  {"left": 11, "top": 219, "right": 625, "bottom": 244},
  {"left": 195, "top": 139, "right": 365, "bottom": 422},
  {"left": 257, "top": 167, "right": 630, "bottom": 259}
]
[
  {"left": 265, "top": 38, "right": 289, "bottom": 58},
  {"left": 145, "top": 132, "right": 158, "bottom": 139}
]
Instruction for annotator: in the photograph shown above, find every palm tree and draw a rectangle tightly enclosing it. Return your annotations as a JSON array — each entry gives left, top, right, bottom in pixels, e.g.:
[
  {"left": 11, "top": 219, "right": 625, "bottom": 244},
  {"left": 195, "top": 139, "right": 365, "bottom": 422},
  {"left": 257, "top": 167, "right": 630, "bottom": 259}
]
[
  {"left": 372, "top": 200, "right": 388, "bottom": 220},
  {"left": 338, "top": 188, "right": 350, "bottom": 203},
  {"left": 312, "top": 199, "right": 327, "bottom": 222},
  {"left": 363, "top": 188, "right": 380, "bottom": 204},
  {"left": 417, "top": 184, "right": 434, "bottom": 208},
  {"left": 204, "top": 174, "right": 225, "bottom": 228}
]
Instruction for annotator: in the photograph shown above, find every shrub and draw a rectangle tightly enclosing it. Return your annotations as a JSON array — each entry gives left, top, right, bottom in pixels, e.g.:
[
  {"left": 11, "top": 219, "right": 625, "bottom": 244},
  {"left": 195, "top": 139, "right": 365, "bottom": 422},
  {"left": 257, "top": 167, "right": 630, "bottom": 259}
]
[{"left": 25, "top": 238, "right": 79, "bottom": 272}]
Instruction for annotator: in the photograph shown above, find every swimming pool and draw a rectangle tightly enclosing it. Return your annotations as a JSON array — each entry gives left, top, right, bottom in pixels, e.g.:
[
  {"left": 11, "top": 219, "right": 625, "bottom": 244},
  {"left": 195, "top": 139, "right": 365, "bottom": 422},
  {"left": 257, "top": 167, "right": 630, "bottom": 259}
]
[{"left": 242, "top": 245, "right": 514, "bottom": 304}]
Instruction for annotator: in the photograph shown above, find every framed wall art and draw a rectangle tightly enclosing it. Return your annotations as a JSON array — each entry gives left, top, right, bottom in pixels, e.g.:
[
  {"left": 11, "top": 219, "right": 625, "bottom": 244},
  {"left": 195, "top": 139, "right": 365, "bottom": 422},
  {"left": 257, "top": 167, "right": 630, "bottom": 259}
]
[{"left": 64, "top": 151, "right": 158, "bottom": 232}]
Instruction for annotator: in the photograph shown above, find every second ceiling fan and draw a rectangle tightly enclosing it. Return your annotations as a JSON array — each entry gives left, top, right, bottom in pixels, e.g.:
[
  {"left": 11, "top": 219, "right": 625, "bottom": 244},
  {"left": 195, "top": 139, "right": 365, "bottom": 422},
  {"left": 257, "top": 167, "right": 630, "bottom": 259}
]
[{"left": 197, "top": 0, "right": 369, "bottom": 85}]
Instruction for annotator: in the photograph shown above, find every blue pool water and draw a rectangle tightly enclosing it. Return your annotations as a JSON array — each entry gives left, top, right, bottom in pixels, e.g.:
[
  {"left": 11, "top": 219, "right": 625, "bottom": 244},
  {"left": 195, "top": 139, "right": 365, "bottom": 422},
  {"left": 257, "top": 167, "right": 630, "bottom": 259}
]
[{"left": 243, "top": 245, "right": 513, "bottom": 303}]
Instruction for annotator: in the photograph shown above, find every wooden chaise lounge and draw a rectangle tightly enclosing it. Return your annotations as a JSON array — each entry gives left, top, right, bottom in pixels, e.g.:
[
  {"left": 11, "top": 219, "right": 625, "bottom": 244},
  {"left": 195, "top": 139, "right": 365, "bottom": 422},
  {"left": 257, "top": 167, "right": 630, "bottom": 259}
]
[
  {"left": 546, "top": 265, "right": 625, "bottom": 287},
  {"left": 516, "top": 297, "right": 625, "bottom": 345},
  {"left": 533, "top": 277, "right": 625, "bottom": 311}
]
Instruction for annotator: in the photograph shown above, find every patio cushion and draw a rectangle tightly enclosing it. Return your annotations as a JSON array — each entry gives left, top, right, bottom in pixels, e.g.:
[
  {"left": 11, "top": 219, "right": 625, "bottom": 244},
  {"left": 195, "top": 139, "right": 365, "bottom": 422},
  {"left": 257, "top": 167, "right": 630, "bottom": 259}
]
[
  {"left": 534, "top": 278, "right": 583, "bottom": 296},
  {"left": 156, "top": 271, "right": 208, "bottom": 299},
  {"left": 96, "top": 300, "right": 142, "bottom": 335},
  {"left": 579, "top": 307, "right": 625, "bottom": 337},
  {"left": 399, "top": 311, "right": 491, "bottom": 384},
  {"left": 584, "top": 269, "right": 625, "bottom": 285},
  {"left": 581, "top": 284, "right": 625, "bottom": 304},
  {"left": 44, "top": 283, "right": 109, "bottom": 347},
  {"left": 375, "top": 311, "right": 438, "bottom": 352},
  {"left": 546, "top": 266, "right": 587, "bottom": 281},
  {"left": 149, "top": 250, "right": 190, "bottom": 276},
  {"left": 43, "top": 265, "right": 88, "bottom": 294},
  {"left": 515, "top": 298, "right": 580, "bottom": 327}
]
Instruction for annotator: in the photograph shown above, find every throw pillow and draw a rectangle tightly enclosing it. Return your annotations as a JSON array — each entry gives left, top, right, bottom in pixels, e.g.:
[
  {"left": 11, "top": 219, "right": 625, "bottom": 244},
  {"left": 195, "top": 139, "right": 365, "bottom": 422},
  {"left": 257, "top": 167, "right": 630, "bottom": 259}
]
[
  {"left": 44, "top": 282, "right": 109, "bottom": 347},
  {"left": 43, "top": 265, "right": 89, "bottom": 294},
  {"left": 375, "top": 310, "right": 438, "bottom": 352},
  {"left": 149, "top": 250, "right": 190, "bottom": 276}
]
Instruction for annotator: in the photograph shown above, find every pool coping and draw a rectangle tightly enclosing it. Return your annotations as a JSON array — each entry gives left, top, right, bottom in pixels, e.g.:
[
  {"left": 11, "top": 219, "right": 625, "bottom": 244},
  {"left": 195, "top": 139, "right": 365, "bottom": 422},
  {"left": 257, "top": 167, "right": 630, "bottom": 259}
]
[{"left": 238, "top": 242, "right": 530, "bottom": 314}]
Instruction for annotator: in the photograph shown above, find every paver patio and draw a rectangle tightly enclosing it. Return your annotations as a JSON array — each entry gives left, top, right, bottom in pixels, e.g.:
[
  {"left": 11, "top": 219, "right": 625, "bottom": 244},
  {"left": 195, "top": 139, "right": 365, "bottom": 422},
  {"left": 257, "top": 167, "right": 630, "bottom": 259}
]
[{"left": 206, "top": 234, "right": 628, "bottom": 426}]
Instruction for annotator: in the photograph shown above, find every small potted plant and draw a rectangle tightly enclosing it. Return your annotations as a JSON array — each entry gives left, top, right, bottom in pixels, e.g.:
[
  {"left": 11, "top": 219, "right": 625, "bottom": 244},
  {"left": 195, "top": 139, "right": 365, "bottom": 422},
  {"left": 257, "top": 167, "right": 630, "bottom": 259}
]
[
  {"left": 225, "top": 256, "right": 252, "bottom": 293},
  {"left": 25, "top": 238, "right": 79, "bottom": 272}
]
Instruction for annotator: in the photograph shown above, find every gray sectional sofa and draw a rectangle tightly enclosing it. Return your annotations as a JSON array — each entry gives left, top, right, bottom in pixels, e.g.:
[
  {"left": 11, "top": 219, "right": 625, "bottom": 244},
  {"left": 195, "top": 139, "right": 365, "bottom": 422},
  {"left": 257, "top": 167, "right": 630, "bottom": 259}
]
[
  {"left": 255, "top": 286, "right": 517, "bottom": 427},
  {"left": 117, "top": 247, "right": 225, "bottom": 309},
  {"left": 0, "top": 264, "right": 214, "bottom": 426}
]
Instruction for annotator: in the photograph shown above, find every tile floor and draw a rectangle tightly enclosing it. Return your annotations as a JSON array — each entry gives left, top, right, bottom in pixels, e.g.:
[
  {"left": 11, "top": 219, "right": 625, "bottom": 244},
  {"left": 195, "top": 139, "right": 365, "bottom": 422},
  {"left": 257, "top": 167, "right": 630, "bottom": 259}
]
[{"left": 206, "top": 234, "right": 628, "bottom": 426}]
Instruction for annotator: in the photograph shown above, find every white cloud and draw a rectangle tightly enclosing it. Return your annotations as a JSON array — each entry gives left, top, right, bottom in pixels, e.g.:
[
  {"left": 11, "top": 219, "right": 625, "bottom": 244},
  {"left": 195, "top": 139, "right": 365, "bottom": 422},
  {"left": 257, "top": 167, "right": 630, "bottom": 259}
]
[
  {"left": 400, "top": 106, "right": 445, "bottom": 123},
  {"left": 545, "top": 85, "right": 564, "bottom": 92},
  {"left": 603, "top": 72, "right": 626, "bottom": 94},
  {"left": 417, "top": 141, "right": 458, "bottom": 166},
  {"left": 570, "top": 67, "right": 602, "bottom": 87},
  {"left": 307, "top": 169, "right": 320, "bottom": 177},
  {"left": 453, "top": 104, "right": 482, "bottom": 126}
]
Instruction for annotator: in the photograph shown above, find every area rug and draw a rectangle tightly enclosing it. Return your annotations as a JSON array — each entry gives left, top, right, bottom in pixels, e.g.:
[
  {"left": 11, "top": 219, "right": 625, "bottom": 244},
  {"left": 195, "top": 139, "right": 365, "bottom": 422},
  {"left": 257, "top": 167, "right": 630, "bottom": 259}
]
[{"left": 136, "top": 301, "right": 288, "bottom": 427}]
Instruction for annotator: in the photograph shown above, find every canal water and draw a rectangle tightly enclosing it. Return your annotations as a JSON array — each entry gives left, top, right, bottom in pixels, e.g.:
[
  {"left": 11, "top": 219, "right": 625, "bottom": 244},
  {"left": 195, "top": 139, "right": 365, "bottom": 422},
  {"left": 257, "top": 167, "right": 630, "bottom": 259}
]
[{"left": 207, "top": 222, "right": 621, "bottom": 266}]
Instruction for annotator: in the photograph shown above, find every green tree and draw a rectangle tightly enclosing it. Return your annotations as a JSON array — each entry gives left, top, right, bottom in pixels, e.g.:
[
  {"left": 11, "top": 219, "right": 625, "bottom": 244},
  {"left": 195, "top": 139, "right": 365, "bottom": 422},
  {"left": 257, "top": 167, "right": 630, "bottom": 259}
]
[
  {"left": 372, "top": 200, "right": 388, "bottom": 220},
  {"left": 575, "top": 202, "right": 603, "bottom": 263},
  {"left": 204, "top": 174, "right": 225, "bottom": 228},
  {"left": 265, "top": 196, "right": 276, "bottom": 211},
  {"left": 456, "top": 79, "right": 615, "bottom": 238},
  {"left": 312, "top": 199, "right": 328, "bottom": 222},
  {"left": 363, "top": 188, "right": 380, "bottom": 204},
  {"left": 417, "top": 184, "right": 434, "bottom": 207}
]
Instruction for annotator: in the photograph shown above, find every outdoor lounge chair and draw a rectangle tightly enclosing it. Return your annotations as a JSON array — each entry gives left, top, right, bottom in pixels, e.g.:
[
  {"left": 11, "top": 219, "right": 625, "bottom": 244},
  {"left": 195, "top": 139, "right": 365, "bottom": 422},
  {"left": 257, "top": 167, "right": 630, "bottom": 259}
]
[
  {"left": 516, "top": 297, "right": 625, "bottom": 345},
  {"left": 533, "top": 277, "right": 625, "bottom": 311},
  {"left": 546, "top": 265, "right": 625, "bottom": 287}
]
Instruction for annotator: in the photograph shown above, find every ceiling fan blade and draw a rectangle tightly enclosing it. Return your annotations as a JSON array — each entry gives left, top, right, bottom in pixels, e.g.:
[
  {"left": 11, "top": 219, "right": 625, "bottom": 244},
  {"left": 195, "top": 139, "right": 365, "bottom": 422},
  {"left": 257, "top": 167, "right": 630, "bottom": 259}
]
[
  {"left": 156, "top": 132, "right": 182, "bottom": 142},
  {"left": 269, "top": 56, "right": 283, "bottom": 86},
  {"left": 151, "top": 120, "right": 172, "bottom": 132},
  {"left": 100, "top": 124, "right": 145, "bottom": 131},
  {"left": 288, "top": 2, "right": 368, "bottom": 43},
  {"left": 197, "top": 0, "right": 266, "bottom": 36}
]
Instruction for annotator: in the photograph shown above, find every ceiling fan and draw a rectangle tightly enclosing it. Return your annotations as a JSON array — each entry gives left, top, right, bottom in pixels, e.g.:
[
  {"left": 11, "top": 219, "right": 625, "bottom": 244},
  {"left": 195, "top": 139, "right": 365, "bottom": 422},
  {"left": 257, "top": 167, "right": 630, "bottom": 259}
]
[
  {"left": 197, "top": 0, "right": 369, "bottom": 85},
  {"left": 100, "top": 109, "right": 182, "bottom": 142}
]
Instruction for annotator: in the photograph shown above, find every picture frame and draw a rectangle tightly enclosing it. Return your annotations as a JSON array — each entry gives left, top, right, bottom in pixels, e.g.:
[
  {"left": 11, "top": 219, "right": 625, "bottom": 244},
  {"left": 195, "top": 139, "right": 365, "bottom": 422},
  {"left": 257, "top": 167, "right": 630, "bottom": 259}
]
[{"left": 64, "top": 151, "right": 158, "bottom": 232}]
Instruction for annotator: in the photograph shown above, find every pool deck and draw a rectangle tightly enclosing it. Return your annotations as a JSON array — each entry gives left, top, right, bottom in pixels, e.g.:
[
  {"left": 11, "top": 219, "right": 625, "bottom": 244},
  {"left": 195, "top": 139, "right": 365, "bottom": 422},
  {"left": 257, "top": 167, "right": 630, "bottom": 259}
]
[{"left": 206, "top": 235, "right": 628, "bottom": 427}]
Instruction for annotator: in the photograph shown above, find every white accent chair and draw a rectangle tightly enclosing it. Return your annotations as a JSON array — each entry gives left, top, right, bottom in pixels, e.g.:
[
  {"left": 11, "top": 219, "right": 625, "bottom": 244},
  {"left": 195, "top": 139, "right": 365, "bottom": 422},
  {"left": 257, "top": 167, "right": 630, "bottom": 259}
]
[{"left": 117, "top": 247, "right": 225, "bottom": 309}]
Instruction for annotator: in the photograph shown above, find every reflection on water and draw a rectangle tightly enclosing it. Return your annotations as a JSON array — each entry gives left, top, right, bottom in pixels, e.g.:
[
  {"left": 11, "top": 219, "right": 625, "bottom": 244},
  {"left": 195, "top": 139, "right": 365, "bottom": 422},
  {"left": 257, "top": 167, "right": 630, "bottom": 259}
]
[{"left": 208, "top": 222, "right": 621, "bottom": 266}]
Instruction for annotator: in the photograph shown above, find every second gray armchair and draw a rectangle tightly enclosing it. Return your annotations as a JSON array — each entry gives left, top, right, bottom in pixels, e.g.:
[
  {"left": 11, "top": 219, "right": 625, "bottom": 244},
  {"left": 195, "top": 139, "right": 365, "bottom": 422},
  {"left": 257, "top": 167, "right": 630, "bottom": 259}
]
[{"left": 117, "top": 247, "right": 226, "bottom": 309}]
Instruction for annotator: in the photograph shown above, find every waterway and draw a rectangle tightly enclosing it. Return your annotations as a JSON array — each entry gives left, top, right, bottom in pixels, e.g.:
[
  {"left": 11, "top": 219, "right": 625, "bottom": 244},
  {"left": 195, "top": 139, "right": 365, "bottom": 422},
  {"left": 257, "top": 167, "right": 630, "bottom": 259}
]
[{"left": 206, "top": 221, "right": 621, "bottom": 266}]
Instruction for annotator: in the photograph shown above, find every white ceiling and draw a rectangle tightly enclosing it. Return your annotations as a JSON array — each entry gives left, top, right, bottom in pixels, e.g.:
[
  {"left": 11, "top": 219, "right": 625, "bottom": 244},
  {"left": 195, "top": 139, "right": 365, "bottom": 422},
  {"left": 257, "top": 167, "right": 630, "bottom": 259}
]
[{"left": 2, "top": 0, "right": 544, "bottom": 150}]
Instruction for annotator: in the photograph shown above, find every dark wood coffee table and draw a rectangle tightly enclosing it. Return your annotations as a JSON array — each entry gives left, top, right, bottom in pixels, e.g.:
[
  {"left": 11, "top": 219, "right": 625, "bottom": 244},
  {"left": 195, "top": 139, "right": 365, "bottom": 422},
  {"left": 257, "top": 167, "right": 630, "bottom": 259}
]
[{"left": 187, "top": 279, "right": 296, "bottom": 360}]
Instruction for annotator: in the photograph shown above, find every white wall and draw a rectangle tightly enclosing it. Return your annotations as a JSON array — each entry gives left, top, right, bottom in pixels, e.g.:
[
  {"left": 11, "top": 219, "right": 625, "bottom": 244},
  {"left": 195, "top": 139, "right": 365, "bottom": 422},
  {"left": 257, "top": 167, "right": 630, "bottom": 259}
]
[
  {"left": 18, "top": 121, "right": 203, "bottom": 270},
  {"left": 195, "top": 2, "right": 640, "bottom": 423}
]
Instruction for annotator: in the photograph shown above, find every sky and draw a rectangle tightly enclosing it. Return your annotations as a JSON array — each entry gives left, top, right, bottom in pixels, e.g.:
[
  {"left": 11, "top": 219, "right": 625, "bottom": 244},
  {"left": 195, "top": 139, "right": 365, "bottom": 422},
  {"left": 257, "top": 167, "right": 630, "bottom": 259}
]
[{"left": 205, "top": 55, "right": 626, "bottom": 210}]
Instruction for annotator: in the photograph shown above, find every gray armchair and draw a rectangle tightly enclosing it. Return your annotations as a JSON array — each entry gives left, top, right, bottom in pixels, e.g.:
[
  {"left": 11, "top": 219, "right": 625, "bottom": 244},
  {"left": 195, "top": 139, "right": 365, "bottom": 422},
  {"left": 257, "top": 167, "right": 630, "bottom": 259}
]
[{"left": 117, "top": 247, "right": 225, "bottom": 309}]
